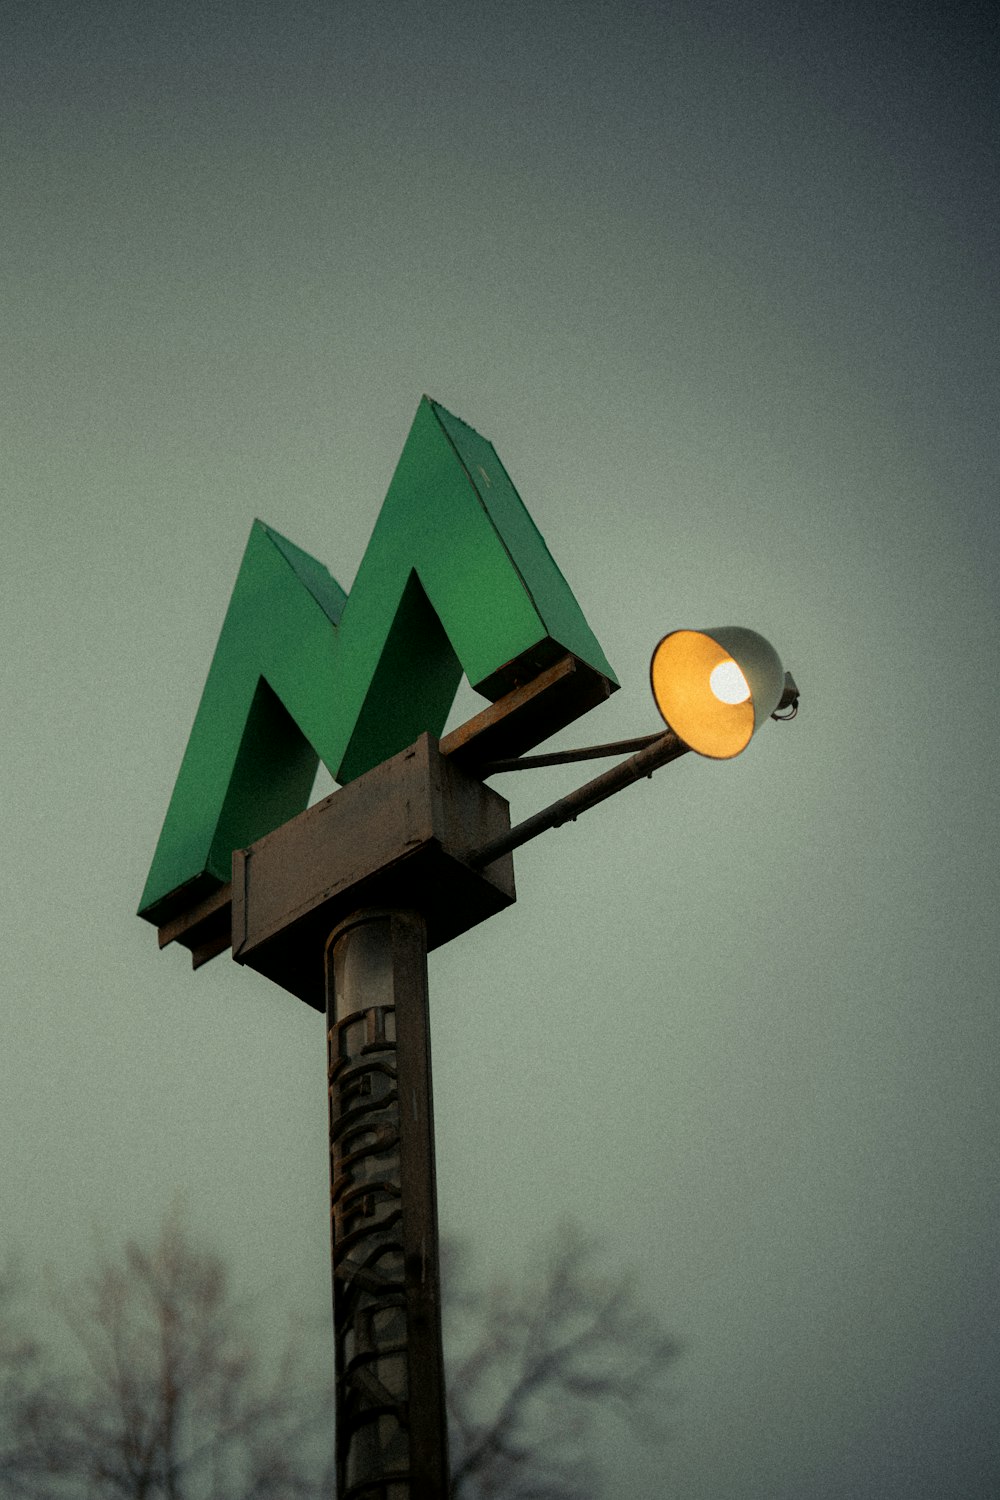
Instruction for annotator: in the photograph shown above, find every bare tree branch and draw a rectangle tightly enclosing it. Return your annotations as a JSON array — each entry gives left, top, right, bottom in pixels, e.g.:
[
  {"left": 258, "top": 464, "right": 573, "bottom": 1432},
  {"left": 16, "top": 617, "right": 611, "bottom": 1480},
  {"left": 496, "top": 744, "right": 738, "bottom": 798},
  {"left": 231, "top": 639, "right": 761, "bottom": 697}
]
[
  {"left": 1, "top": 1214, "right": 334, "bottom": 1500},
  {"left": 2, "top": 1217, "right": 679, "bottom": 1499},
  {"left": 444, "top": 1224, "right": 681, "bottom": 1500}
]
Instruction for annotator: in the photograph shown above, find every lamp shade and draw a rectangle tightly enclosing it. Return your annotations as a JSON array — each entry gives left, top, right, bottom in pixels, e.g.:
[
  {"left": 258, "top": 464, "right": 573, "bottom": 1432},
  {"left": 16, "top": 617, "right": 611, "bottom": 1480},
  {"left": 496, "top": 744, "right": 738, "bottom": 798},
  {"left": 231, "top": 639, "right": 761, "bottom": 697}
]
[{"left": 650, "top": 627, "right": 785, "bottom": 759}]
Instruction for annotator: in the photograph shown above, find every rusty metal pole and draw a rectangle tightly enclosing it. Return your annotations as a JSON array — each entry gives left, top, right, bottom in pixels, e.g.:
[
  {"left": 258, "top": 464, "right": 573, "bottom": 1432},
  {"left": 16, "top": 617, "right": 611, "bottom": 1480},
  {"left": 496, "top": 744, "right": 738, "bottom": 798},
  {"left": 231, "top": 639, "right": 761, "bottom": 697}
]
[{"left": 326, "top": 907, "right": 450, "bottom": 1500}]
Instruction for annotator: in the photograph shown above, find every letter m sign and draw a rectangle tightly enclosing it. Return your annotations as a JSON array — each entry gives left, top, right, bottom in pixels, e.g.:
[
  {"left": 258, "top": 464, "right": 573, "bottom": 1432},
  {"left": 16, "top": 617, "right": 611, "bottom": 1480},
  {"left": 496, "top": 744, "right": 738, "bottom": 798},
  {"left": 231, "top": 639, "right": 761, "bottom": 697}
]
[{"left": 139, "top": 398, "right": 618, "bottom": 929}]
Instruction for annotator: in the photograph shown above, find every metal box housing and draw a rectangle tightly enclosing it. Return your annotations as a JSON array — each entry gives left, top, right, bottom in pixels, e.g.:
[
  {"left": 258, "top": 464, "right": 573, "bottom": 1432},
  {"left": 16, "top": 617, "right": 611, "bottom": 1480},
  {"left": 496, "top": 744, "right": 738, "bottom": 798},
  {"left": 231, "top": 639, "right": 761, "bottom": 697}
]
[{"left": 232, "top": 733, "right": 516, "bottom": 1009}]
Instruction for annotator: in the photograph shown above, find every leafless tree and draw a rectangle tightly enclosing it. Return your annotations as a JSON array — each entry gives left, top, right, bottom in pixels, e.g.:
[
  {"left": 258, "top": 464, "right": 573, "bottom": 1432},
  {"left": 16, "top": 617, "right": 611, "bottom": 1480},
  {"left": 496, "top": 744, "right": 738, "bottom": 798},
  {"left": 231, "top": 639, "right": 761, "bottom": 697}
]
[
  {"left": 0, "top": 1216, "right": 334, "bottom": 1500},
  {"left": 0, "top": 1256, "right": 63, "bottom": 1499},
  {"left": 444, "top": 1225, "right": 681, "bottom": 1500},
  {"left": 1, "top": 1219, "right": 678, "bottom": 1500}
]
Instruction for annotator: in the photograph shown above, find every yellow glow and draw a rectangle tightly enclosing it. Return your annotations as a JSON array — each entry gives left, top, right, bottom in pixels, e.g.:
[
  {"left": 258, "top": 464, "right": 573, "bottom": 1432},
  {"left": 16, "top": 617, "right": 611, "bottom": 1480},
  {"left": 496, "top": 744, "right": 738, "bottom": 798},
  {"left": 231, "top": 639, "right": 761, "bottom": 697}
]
[
  {"left": 649, "top": 630, "right": 756, "bottom": 758},
  {"left": 709, "top": 660, "right": 751, "bottom": 705}
]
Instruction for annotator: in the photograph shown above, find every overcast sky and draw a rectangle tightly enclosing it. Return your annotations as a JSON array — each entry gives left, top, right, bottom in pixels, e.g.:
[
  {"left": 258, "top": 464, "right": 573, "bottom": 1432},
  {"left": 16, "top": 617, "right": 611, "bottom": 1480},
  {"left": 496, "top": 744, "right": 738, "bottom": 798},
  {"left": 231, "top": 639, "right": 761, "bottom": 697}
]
[{"left": 3, "top": 3, "right": 998, "bottom": 1496}]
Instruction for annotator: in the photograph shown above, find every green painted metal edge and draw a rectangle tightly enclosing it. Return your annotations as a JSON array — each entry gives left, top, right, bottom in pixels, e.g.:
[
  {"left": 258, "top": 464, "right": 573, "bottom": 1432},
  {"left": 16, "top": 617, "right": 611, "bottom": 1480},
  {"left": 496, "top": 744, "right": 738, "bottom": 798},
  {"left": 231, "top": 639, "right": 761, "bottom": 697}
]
[{"left": 139, "top": 397, "right": 618, "bottom": 926}]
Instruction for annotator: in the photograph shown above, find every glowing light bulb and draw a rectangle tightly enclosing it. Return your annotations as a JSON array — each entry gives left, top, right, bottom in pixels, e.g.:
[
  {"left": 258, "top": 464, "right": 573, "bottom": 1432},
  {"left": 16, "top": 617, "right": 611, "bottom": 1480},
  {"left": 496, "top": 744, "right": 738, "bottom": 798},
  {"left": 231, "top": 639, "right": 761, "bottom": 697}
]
[{"left": 709, "top": 660, "right": 751, "bottom": 705}]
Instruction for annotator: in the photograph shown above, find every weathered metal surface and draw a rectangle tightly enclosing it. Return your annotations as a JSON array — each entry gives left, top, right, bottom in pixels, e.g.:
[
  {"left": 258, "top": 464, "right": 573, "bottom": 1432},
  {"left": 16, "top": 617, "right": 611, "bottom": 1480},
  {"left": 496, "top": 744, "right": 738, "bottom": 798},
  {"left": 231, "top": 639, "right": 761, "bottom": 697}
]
[
  {"left": 155, "top": 881, "right": 233, "bottom": 968},
  {"left": 439, "top": 652, "right": 613, "bottom": 770},
  {"left": 327, "top": 909, "right": 449, "bottom": 1499},
  {"left": 232, "top": 734, "right": 516, "bottom": 1010},
  {"left": 139, "top": 397, "right": 617, "bottom": 930},
  {"left": 155, "top": 654, "right": 605, "bottom": 968},
  {"left": 480, "top": 730, "right": 666, "bottom": 774},
  {"left": 157, "top": 719, "right": 685, "bottom": 974},
  {"left": 470, "top": 729, "right": 689, "bottom": 868}
]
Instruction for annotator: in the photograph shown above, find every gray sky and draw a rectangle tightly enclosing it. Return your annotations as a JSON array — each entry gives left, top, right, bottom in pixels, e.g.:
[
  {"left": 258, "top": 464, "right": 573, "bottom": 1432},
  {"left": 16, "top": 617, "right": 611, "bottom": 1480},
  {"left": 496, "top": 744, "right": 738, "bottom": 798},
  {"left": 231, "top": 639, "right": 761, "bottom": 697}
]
[{"left": 3, "top": 3, "right": 998, "bottom": 1495}]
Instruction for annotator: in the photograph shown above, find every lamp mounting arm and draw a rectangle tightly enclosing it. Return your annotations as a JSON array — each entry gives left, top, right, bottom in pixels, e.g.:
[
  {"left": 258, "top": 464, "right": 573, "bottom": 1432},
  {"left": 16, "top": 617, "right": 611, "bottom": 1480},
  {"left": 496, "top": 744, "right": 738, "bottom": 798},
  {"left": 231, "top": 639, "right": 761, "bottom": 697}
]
[
  {"left": 469, "top": 730, "right": 688, "bottom": 869},
  {"left": 469, "top": 660, "right": 800, "bottom": 868},
  {"left": 480, "top": 732, "right": 666, "bottom": 776}
]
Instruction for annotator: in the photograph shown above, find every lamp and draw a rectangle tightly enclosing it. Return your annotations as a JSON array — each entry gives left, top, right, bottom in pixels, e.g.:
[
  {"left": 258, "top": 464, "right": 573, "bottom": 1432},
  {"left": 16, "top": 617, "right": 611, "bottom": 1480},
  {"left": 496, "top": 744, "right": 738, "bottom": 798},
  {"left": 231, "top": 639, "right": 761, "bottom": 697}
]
[{"left": 650, "top": 627, "right": 791, "bottom": 759}]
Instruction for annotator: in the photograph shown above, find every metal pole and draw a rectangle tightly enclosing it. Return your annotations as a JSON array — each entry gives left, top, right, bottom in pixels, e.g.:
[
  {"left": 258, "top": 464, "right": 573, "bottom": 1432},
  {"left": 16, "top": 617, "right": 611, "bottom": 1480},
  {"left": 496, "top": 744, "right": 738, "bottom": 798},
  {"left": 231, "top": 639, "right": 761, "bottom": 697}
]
[
  {"left": 470, "top": 729, "right": 689, "bottom": 868},
  {"left": 326, "top": 908, "right": 450, "bottom": 1500}
]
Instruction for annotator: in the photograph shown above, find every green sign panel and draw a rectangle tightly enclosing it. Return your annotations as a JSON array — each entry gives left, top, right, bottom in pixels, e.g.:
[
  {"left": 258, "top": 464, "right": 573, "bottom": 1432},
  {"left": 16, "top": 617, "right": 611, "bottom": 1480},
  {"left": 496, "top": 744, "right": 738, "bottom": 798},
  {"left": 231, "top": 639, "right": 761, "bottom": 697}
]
[{"left": 139, "top": 398, "right": 618, "bottom": 926}]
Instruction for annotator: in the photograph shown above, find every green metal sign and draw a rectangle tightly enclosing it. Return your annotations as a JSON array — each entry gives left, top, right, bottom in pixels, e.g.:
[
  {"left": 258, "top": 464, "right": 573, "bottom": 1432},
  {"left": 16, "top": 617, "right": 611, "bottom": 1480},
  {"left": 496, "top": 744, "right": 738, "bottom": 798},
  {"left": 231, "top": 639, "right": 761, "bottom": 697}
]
[{"left": 139, "top": 398, "right": 617, "bottom": 926}]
